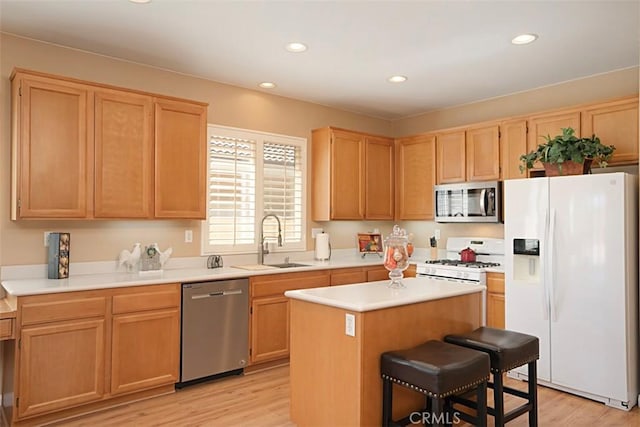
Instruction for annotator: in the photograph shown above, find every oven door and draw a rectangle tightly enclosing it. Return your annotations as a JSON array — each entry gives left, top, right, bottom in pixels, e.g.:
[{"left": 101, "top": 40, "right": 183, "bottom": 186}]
[{"left": 416, "top": 273, "right": 487, "bottom": 325}]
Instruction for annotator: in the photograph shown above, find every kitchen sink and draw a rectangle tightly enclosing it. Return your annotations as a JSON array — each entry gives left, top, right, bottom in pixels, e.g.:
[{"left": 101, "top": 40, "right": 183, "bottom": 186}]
[{"left": 265, "top": 262, "right": 310, "bottom": 268}]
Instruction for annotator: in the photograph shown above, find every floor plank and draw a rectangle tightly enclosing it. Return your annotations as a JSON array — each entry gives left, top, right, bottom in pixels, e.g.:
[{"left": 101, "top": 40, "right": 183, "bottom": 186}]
[{"left": 50, "top": 365, "right": 639, "bottom": 426}]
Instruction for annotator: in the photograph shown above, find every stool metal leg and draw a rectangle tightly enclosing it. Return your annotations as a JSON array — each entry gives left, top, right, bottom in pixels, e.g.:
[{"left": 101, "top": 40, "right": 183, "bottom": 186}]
[
  {"left": 476, "top": 381, "right": 488, "bottom": 427},
  {"left": 382, "top": 377, "right": 393, "bottom": 427},
  {"left": 493, "top": 372, "right": 505, "bottom": 427},
  {"left": 528, "top": 362, "right": 538, "bottom": 427},
  {"left": 431, "top": 397, "right": 445, "bottom": 427}
]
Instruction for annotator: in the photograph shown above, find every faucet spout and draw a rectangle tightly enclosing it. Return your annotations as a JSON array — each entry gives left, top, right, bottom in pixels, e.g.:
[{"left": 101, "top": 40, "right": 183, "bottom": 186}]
[{"left": 258, "top": 214, "right": 283, "bottom": 264}]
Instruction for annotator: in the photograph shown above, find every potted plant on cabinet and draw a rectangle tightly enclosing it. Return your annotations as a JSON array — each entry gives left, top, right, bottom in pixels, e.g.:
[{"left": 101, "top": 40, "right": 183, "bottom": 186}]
[{"left": 519, "top": 127, "right": 615, "bottom": 176}]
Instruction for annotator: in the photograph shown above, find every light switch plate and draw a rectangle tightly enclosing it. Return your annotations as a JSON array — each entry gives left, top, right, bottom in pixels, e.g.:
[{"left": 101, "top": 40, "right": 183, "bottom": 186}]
[
  {"left": 434, "top": 229, "right": 441, "bottom": 240},
  {"left": 184, "top": 229, "right": 193, "bottom": 243},
  {"left": 345, "top": 313, "right": 355, "bottom": 337}
]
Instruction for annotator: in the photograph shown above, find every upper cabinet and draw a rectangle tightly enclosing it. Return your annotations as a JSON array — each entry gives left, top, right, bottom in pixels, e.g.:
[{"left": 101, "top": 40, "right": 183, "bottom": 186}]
[
  {"left": 436, "top": 130, "right": 466, "bottom": 183},
  {"left": 527, "top": 110, "right": 581, "bottom": 171},
  {"left": 500, "top": 119, "right": 528, "bottom": 180},
  {"left": 154, "top": 100, "right": 207, "bottom": 219},
  {"left": 395, "top": 134, "right": 436, "bottom": 220},
  {"left": 466, "top": 124, "right": 500, "bottom": 181},
  {"left": 10, "top": 69, "right": 208, "bottom": 220},
  {"left": 581, "top": 97, "right": 638, "bottom": 166},
  {"left": 311, "top": 127, "right": 393, "bottom": 221},
  {"left": 94, "top": 89, "right": 154, "bottom": 218},
  {"left": 11, "top": 74, "right": 91, "bottom": 219}
]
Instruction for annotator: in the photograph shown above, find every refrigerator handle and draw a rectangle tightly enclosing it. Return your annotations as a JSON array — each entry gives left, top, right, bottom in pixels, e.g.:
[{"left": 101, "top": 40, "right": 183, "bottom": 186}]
[
  {"left": 542, "top": 208, "right": 550, "bottom": 321},
  {"left": 549, "top": 208, "right": 557, "bottom": 322}
]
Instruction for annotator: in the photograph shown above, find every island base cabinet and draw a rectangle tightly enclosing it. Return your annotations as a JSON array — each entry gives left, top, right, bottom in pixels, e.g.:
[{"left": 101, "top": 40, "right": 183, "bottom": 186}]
[
  {"left": 289, "top": 293, "right": 482, "bottom": 426},
  {"left": 111, "top": 309, "right": 180, "bottom": 396},
  {"left": 17, "top": 319, "right": 105, "bottom": 419}
]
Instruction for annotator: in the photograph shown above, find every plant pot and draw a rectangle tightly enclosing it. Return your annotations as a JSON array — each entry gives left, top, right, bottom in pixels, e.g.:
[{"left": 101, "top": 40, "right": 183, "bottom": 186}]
[{"left": 543, "top": 161, "right": 585, "bottom": 176}]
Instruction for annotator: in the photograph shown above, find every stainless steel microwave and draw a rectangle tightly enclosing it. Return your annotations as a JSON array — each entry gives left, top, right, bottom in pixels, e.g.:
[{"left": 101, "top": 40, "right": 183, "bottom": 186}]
[{"left": 434, "top": 181, "right": 502, "bottom": 223}]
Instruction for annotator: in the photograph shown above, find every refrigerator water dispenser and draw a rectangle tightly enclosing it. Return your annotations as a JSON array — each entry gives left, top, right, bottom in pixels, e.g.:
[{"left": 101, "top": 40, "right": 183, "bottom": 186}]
[{"left": 513, "top": 238, "right": 540, "bottom": 281}]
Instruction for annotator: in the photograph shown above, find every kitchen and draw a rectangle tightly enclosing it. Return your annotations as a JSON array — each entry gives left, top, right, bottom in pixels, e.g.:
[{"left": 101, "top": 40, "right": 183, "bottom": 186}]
[{"left": 0, "top": 1, "right": 639, "bottom": 426}]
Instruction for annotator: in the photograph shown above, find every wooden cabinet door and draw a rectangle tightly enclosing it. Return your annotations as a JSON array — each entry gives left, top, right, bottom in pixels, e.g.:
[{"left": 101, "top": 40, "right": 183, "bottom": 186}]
[
  {"left": 527, "top": 111, "right": 580, "bottom": 170},
  {"left": 154, "top": 99, "right": 207, "bottom": 219},
  {"left": 395, "top": 135, "right": 436, "bottom": 220},
  {"left": 436, "top": 130, "right": 466, "bottom": 183},
  {"left": 486, "top": 272, "right": 505, "bottom": 329},
  {"left": 466, "top": 124, "right": 500, "bottom": 181},
  {"left": 330, "top": 130, "right": 365, "bottom": 219},
  {"left": 500, "top": 119, "right": 528, "bottom": 180},
  {"left": 94, "top": 90, "right": 153, "bottom": 218},
  {"left": 365, "top": 136, "right": 394, "bottom": 219},
  {"left": 331, "top": 268, "right": 366, "bottom": 286},
  {"left": 13, "top": 75, "right": 90, "bottom": 219},
  {"left": 365, "top": 265, "right": 389, "bottom": 282},
  {"left": 581, "top": 97, "right": 638, "bottom": 166},
  {"left": 17, "top": 319, "right": 105, "bottom": 418},
  {"left": 250, "top": 296, "right": 290, "bottom": 364},
  {"left": 111, "top": 308, "right": 179, "bottom": 395}
]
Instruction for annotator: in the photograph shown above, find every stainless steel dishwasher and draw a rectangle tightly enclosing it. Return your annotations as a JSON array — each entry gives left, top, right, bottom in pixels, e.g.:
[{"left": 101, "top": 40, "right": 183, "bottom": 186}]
[{"left": 179, "top": 278, "right": 249, "bottom": 386}]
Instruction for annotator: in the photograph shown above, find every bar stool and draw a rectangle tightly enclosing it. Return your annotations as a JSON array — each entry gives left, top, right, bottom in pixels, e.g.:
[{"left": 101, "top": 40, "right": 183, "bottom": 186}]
[
  {"left": 444, "top": 327, "right": 539, "bottom": 427},
  {"left": 380, "top": 340, "right": 490, "bottom": 427}
]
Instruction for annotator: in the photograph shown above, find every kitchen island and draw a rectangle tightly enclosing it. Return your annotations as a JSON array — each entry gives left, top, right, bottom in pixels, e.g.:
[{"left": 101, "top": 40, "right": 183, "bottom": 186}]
[{"left": 285, "top": 278, "right": 483, "bottom": 427}]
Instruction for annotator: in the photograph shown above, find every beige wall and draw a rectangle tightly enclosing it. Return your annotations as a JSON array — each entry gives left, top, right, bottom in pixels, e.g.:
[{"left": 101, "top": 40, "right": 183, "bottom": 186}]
[
  {"left": 1, "top": 34, "right": 638, "bottom": 266},
  {"left": 392, "top": 67, "right": 639, "bottom": 136},
  {"left": 0, "top": 34, "right": 392, "bottom": 265}
]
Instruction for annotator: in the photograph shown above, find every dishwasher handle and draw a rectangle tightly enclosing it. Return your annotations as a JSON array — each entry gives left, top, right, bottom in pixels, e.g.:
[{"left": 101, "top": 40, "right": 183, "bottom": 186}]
[{"left": 191, "top": 289, "right": 243, "bottom": 300}]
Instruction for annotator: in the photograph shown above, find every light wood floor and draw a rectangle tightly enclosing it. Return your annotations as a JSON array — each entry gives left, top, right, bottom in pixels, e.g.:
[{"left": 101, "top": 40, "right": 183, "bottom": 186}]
[{"left": 51, "top": 365, "right": 639, "bottom": 426}]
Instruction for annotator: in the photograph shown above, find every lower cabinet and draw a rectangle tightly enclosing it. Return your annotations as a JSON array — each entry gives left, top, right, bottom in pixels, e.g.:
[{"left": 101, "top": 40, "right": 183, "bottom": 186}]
[
  {"left": 249, "top": 271, "right": 330, "bottom": 366},
  {"left": 6, "top": 283, "right": 180, "bottom": 424},
  {"left": 486, "top": 272, "right": 505, "bottom": 329},
  {"left": 18, "top": 319, "right": 106, "bottom": 419}
]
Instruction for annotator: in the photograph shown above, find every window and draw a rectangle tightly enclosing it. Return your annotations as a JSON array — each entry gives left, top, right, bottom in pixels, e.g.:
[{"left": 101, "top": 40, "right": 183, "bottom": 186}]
[{"left": 202, "top": 125, "right": 306, "bottom": 255}]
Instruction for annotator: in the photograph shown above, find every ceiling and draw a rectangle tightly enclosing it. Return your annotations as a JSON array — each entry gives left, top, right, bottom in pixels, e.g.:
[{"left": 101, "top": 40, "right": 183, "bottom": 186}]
[{"left": 1, "top": 0, "right": 638, "bottom": 120}]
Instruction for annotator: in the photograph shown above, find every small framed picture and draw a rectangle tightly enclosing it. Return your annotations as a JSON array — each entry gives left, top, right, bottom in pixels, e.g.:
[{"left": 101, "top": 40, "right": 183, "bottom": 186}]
[{"left": 357, "top": 233, "right": 383, "bottom": 257}]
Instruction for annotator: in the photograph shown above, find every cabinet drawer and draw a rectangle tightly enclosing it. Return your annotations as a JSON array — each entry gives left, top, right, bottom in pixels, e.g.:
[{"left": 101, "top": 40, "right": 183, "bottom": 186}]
[
  {"left": 251, "top": 271, "right": 330, "bottom": 298},
  {"left": 112, "top": 285, "right": 180, "bottom": 314},
  {"left": 21, "top": 295, "right": 107, "bottom": 326},
  {"left": 331, "top": 268, "right": 366, "bottom": 286},
  {"left": 366, "top": 266, "right": 389, "bottom": 282},
  {"left": 0, "top": 319, "right": 14, "bottom": 340}
]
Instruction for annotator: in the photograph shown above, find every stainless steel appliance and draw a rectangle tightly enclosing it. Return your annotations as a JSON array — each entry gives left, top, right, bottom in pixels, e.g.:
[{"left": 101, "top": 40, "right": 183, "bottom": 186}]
[
  {"left": 179, "top": 278, "right": 249, "bottom": 386},
  {"left": 434, "top": 181, "right": 501, "bottom": 223},
  {"left": 415, "top": 237, "right": 504, "bottom": 324}
]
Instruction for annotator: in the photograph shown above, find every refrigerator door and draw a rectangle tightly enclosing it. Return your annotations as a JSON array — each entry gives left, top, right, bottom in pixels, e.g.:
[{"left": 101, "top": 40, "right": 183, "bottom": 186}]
[
  {"left": 548, "top": 173, "right": 631, "bottom": 402},
  {"left": 505, "top": 177, "right": 551, "bottom": 381}
]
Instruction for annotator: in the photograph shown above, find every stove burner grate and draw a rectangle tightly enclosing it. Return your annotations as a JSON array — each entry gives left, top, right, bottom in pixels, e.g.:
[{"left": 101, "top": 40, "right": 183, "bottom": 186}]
[{"left": 424, "top": 259, "right": 501, "bottom": 268}]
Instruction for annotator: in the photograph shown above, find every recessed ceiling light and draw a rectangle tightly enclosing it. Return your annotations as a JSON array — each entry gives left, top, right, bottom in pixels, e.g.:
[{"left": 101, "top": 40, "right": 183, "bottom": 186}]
[
  {"left": 285, "top": 42, "right": 308, "bottom": 53},
  {"left": 511, "top": 34, "right": 538, "bottom": 45},
  {"left": 387, "top": 75, "right": 408, "bottom": 83},
  {"left": 259, "top": 82, "right": 276, "bottom": 89},
  {"left": 129, "top": 0, "right": 151, "bottom": 3}
]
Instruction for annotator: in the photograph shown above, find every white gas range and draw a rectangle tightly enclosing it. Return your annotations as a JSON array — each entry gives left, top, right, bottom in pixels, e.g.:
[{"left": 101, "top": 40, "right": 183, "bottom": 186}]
[{"left": 415, "top": 237, "right": 504, "bottom": 286}]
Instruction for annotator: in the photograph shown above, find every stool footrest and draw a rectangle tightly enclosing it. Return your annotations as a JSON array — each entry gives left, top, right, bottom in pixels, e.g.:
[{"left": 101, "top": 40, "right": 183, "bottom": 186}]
[
  {"left": 503, "top": 385, "right": 530, "bottom": 400},
  {"left": 505, "top": 403, "right": 533, "bottom": 423}
]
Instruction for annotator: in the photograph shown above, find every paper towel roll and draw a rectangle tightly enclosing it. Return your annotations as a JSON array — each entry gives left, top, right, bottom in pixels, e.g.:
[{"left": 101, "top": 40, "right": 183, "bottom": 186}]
[{"left": 315, "top": 233, "right": 331, "bottom": 260}]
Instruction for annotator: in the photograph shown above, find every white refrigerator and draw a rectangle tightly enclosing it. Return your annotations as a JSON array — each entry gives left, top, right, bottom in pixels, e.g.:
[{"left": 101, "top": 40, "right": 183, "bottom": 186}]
[{"left": 504, "top": 173, "right": 638, "bottom": 411}]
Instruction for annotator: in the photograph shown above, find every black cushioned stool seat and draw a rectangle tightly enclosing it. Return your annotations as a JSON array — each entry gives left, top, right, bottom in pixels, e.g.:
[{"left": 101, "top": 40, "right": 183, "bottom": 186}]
[
  {"left": 380, "top": 340, "right": 490, "bottom": 426},
  {"left": 444, "top": 327, "right": 539, "bottom": 427}
]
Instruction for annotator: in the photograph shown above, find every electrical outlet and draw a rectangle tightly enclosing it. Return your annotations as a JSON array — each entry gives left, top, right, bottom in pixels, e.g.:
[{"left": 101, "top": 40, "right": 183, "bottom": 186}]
[
  {"left": 184, "top": 229, "right": 193, "bottom": 243},
  {"left": 345, "top": 313, "right": 355, "bottom": 337},
  {"left": 44, "top": 231, "right": 52, "bottom": 247},
  {"left": 311, "top": 228, "right": 323, "bottom": 239},
  {"left": 434, "top": 229, "right": 441, "bottom": 240}
]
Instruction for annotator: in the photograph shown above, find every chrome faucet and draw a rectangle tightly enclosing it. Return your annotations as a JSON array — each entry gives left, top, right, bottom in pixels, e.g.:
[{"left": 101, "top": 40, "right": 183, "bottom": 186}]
[{"left": 258, "top": 214, "right": 282, "bottom": 264}]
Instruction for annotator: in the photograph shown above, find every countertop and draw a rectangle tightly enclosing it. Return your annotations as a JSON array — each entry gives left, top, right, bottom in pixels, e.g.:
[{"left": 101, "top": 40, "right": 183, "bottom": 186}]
[
  {"left": 1, "top": 253, "right": 391, "bottom": 297},
  {"left": 285, "top": 277, "right": 485, "bottom": 312}
]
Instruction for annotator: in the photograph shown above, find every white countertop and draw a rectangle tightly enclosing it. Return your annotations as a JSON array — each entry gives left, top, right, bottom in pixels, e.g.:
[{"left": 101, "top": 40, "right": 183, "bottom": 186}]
[
  {"left": 285, "top": 277, "right": 485, "bottom": 312},
  {"left": 1, "top": 252, "right": 394, "bottom": 296}
]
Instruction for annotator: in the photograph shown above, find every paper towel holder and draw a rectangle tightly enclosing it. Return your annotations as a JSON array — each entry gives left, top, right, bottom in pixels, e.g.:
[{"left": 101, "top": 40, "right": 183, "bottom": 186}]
[{"left": 315, "top": 232, "right": 331, "bottom": 261}]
